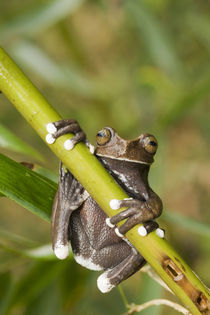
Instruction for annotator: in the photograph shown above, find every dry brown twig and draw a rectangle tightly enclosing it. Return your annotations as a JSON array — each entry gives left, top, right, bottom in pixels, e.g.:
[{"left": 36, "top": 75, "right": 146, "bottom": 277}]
[
  {"left": 125, "top": 299, "right": 191, "bottom": 315},
  {"left": 141, "top": 264, "right": 173, "bottom": 294}
]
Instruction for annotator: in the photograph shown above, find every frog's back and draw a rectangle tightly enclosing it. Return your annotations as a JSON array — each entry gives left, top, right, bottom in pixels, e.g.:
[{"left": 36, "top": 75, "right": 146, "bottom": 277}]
[{"left": 69, "top": 196, "right": 132, "bottom": 270}]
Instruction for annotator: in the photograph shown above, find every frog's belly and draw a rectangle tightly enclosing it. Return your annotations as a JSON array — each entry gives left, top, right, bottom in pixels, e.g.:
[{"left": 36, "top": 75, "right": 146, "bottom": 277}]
[{"left": 69, "top": 197, "right": 132, "bottom": 270}]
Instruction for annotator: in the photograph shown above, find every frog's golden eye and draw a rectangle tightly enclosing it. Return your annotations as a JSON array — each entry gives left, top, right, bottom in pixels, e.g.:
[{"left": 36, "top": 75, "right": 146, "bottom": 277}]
[
  {"left": 96, "top": 128, "right": 112, "bottom": 146},
  {"left": 141, "top": 135, "right": 158, "bottom": 154}
]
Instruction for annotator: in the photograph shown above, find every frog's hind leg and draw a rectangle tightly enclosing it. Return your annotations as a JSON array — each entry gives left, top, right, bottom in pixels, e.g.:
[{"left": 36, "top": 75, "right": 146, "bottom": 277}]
[
  {"left": 51, "top": 163, "right": 89, "bottom": 259},
  {"left": 97, "top": 247, "right": 146, "bottom": 293}
]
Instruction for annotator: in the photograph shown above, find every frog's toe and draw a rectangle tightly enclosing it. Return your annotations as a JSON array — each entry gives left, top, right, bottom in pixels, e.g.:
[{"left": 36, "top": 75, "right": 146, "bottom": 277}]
[
  {"left": 85, "top": 140, "right": 95, "bottom": 154},
  {"left": 97, "top": 271, "right": 114, "bottom": 293},
  {"left": 156, "top": 228, "right": 165, "bottom": 238},
  {"left": 138, "top": 225, "right": 148, "bottom": 236},
  {"left": 64, "top": 139, "right": 75, "bottom": 150},
  {"left": 114, "top": 227, "right": 124, "bottom": 238},
  {"left": 105, "top": 218, "right": 115, "bottom": 228},
  {"left": 138, "top": 221, "right": 159, "bottom": 237},
  {"left": 54, "top": 244, "right": 69, "bottom": 260},
  {"left": 138, "top": 222, "right": 164, "bottom": 238},
  {"left": 109, "top": 199, "right": 121, "bottom": 210},
  {"left": 108, "top": 208, "right": 138, "bottom": 228},
  {"left": 109, "top": 198, "right": 133, "bottom": 210},
  {"left": 46, "top": 123, "right": 57, "bottom": 144},
  {"left": 46, "top": 133, "right": 56, "bottom": 144},
  {"left": 46, "top": 122, "right": 57, "bottom": 134},
  {"left": 63, "top": 131, "right": 86, "bottom": 151}
]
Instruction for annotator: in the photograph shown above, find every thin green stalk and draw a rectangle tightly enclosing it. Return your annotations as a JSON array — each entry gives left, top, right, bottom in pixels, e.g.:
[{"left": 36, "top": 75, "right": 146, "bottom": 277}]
[
  {"left": 118, "top": 285, "right": 129, "bottom": 309},
  {"left": 0, "top": 47, "right": 209, "bottom": 315}
]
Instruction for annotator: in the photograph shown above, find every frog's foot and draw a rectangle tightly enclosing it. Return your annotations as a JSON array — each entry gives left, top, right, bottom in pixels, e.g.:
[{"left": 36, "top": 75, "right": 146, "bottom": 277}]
[
  {"left": 138, "top": 222, "right": 165, "bottom": 239},
  {"left": 51, "top": 164, "right": 89, "bottom": 260},
  {"left": 97, "top": 248, "right": 145, "bottom": 293},
  {"left": 46, "top": 119, "right": 94, "bottom": 153},
  {"left": 107, "top": 198, "right": 164, "bottom": 238}
]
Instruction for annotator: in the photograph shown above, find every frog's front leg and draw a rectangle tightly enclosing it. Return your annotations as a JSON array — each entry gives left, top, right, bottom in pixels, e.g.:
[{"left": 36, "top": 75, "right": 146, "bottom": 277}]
[
  {"left": 52, "top": 163, "right": 89, "bottom": 259},
  {"left": 107, "top": 192, "right": 164, "bottom": 238},
  {"left": 46, "top": 119, "right": 94, "bottom": 153}
]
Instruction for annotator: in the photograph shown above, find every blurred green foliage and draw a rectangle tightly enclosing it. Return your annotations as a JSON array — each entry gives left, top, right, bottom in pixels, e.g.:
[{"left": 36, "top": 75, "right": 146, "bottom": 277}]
[{"left": 0, "top": 0, "right": 210, "bottom": 314}]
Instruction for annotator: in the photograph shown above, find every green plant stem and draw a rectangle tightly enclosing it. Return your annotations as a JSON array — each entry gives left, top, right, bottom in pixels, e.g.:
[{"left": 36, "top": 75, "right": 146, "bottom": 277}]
[
  {"left": 0, "top": 47, "right": 209, "bottom": 315},
  {"left": 118, "top": 285, "right": 129, "bottom": 309}
]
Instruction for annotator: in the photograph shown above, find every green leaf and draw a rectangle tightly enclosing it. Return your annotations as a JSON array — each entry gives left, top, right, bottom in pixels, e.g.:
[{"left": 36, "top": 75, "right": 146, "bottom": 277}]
[
  {"left": 0, "top": 0, "right": 85, "bottom": 41},
  {"left": 0, "top": 227, "right": 38, "bottom": 247},
  {"left": 12, "top": 260, "right": 89, "bottom": 313},
  {"left": 0, "top": 123, "right": 43, "bottom": 161},
  {"left": 125, "top": 0, "right": 181, "bottom": 75},
  {"left": 0, "top": 239, "right": 58, "bottom": 261},
  {"left": 21, "top": 162, "right": 58, "bottom": 183},
  {"left": 0, "top": 272, "right": 13, "bottom": 315},
  {"left": 24, "top": 244, "right": 59, "bottom": 261},
  {"left": 24, "top": 285, "right": 61, "bottom": 315},
  {"left": 0, "top": 153, "right": 57, "bottom": 222},
  {"left": 0, "top": 227, "right": 57, "bottom": 261},
  {"left": 163, "top": 211, "right": 210, "bottom": 238},
  {"left": 32, "top": 165, "right": 58, "bottom": 183},
  {"left": 9, "top": 40, "right": 99, "bottom": 97},
  {"left": 138, "top": 273, "right": 162, "bottom": 315},
  {"left": 159, "top": 77, "right": 210, "bottom": 129},
  {"left": 58, "top": 261, "right": 90, "bottom": 308},
  {"left": 10, "top": 261, "right": 66, "bottom": 307},
  {"left": 186, "top": 13, "right": 210, "bottom": 50}
]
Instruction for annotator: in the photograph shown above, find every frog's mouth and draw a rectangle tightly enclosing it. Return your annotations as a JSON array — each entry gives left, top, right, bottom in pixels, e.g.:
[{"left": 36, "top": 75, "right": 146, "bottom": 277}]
[{"left": 96, "top": 153, "right": 151, "bottom": 165}]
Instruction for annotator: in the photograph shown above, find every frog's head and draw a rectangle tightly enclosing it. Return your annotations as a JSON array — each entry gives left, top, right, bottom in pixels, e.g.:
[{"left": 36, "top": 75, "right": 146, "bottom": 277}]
[{"left": 95, "top": 127, "right": 158, "bottom": 164}]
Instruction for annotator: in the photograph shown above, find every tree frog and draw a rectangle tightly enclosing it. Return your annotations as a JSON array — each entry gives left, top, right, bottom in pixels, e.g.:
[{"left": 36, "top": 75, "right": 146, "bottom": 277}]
[{"left": 46, "top": 119, "right": 164, "bottom": 293}]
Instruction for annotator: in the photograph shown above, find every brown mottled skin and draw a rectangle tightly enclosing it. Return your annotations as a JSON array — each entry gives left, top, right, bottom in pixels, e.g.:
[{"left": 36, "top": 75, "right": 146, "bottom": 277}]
[{"left": 51, "top": 121, "right": 163, "bottom": 292}]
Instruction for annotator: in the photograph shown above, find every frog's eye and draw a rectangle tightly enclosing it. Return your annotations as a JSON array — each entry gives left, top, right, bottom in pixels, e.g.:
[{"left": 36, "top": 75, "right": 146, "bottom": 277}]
[
  {"left": 141, "top": 135, "right": 158, "bottom": 154},
  {"left": 96, "top": 128, "right": 112, "bottom": 146}
]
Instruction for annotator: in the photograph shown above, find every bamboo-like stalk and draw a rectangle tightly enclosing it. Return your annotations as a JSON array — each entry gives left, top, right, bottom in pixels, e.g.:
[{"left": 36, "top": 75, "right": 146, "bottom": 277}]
[{"left": 0, "top": 47, "right": 209, "bottom": 315}]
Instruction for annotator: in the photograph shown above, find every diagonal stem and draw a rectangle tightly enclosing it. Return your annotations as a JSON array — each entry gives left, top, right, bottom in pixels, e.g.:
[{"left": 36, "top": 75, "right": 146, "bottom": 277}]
[{"left": 0, "top": 47, "right": 209, "bottom": 315}]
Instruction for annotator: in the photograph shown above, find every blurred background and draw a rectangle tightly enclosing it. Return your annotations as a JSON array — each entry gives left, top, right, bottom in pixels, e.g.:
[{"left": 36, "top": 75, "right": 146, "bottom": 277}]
[{"left": 0, "top": 0, "right": 210, "bottom": 314}]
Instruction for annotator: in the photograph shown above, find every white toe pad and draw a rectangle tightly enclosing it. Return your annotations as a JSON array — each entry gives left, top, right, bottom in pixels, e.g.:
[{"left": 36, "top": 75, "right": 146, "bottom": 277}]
[
  {"left": 88, "top": 144, "right": 95, "bottom": 154},
  {"left": 46, "top": 123, "right": 57, "bottom": 134},
  {"left": 54, "top": 245, "right": 69, "bottom": 260},
  {"left": 105, "top": 218, "right": 115, "bottom": 228},
  {"left": 156, "top": 228, "right": 165, "bottom": 238},
  {"left": 64, "top": 139, "right": 74, "bottom": 150},
  {"left": 109, "top": 199, "right": 120, "bottom": 210},
  {"left": 97, "top": 272, "right": 114, "bottom": 293},
  {"left": 115, "top": 228, "right": 124, "bottom": 238},
  {"left": 46, "top": 134, "right": 55, "bottom": 144},
  {"left": 138, "top": 226, "right": 148, "bottom": 237}
]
